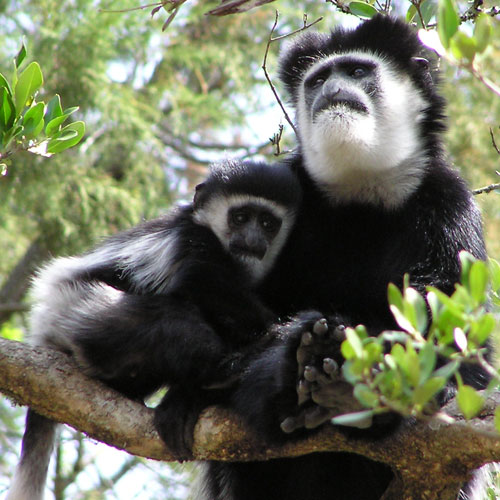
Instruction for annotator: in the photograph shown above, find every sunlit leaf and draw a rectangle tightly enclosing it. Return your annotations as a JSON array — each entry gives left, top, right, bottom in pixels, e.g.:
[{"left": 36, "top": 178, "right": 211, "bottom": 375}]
[
  {"left": 348, "top": 1, "right": 378, "bottom": 18},
  {"left": 469, "top": 260, "right": 489, "bottom": 305},
  {"left": 474, "top": 14, "right": 492, "bottom": 53},
  {"left": 0, "top": 87, "right": 15, "bottom": 131},
  {"left": 450, "top": 32, "right": 477, "bottom": 62},
  {"left": 345, "top": 328, "right": 364, "bottom": 358},
  {"left": 494, "top": 406, "right": 500, "bottom": 434},
  {"left": 15, "top": 42, "right": 27, "bottom": 69},
  {"left": 457, "top": 385, "right": 484, "bottom": 419},
  {"left": 437, "top": 0, "right": 460, "bottom": 49},
  {"left": 0, "top": 72, "right": 12, "bottom": 96},
  {"left": 44, "top": 94, "right": 63, "bottom": 124},
  {"left": 14, "top": 61, "right": 43, "bottom": 115},
  {"left": 46, "top": 121, "right": 85, "bottom": 154},
  {"left": 23, "top": 101, "right": 45, "bottom": 137},
  {"left": 354, "top": 384, "right": 379, "bottom": 408},
  {"left": 433, "top": 360, "right": 460, "bottom": 380},
  {"left": 413, "top": 377, "right": 446, "bottom": 406}
]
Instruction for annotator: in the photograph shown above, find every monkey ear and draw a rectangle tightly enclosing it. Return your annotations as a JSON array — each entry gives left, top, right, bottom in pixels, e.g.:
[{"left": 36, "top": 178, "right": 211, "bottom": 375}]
[
  {"left": 411, "top": 57, "right": 430, "bottom": 70},
  {"left": 193, "top": 182, "right": 206, "bottom": 206}
]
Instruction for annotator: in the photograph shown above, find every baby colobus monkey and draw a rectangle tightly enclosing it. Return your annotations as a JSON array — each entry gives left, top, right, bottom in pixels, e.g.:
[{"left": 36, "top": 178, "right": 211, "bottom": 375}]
[
  {"left": 199, "top": 15, "right": 490, "bottom": 500},
  {"left": 7, "top": 159, "right": 301, "bottom": 500}
]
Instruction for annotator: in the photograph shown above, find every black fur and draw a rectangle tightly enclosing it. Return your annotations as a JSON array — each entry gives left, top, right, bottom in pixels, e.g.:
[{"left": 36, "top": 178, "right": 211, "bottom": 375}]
[
  {"left": 7, "top": 160, "right": 301, "bottom": 500},
  {"left": 200, "top": 16, "right": 490, "bottom": 500}
]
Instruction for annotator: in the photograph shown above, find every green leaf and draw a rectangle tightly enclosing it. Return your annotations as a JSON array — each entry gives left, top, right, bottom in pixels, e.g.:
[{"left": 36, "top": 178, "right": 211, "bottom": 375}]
[
  {"left": 45, "top": 114, "right": 70, "bottom": 137},
  {"left": 44, "top": 94, "right": 63, "bottom": 124},
  {"left": 437, "top": 0, "right": 460, "bottom": 49},
  {"left": 450, "top": 32, "right": 477, "bottom": 62},
  {"left": 390, "top": 304, "right": 416, "bottom": 334},
  {"left": 460, "top": 251, "right": 475, "bottom": 288},
  {"left": 413, "top": 377, "right": 446, "bottom": 406},
  {"left": 15, "top": 42, "right": 27, "bottom": 69},
  {"left": 433, "top": 360, "right": 460, "bottom": 380},
  {"left": 348, "top": 1, "right": 378, "bottom": 18},
  {"left": 46, "top": 121, "right": 85, "bottom": 154},
  {"left": 474, "top": 14, "right": 492, "bottom": 53},
  {"left": 14, "top": 61, "right": 43, "bottom": 115},
  {"left": 0, "top": 72, "right": 13, "bottom": 96},
  {"left": 345, "top": 328, "right": 364, "bottom": 358},
  {"left": 469, "top": 260, "right": 489, "bottom": 305},
  {"left": 388, "top": 283, "right": 404, "bottom": 311},
  {"left": 354, "top": 384, "right": 379, "bottom": 408},
  {"left": 406, "top": 340, "right": 420, "bottom": 387},
  {"left": 494, "top": 406, "right": 500, "bottom": 434},
  {"left": 470, "top": 314, "right": 496, "bottom": 346},
  {"left": 405, "top": 0, "right": 436, "bottom": 27},
  {"left": 419, "top": 342, "right": 437, "bottom": 382},
  {"left": 62, "top": 105, "right": 79, "bottom": 117},
  {"left": 0, "top": 87, "right": 16, "bottom": 132},
  {"left": 22, "top": 101, "right": 45, "bottom": 137},
  {"left": 457, "top": 385, "right": 484, "bottom": 419},
  {"left": 405, "top": 287, "right": 428, "bottom": 333},
  {"left": 331, "top": 409, "right": 375, "bottom": 428},
  {"left": 489, "top": 259, "right": 500, "bottom": 293},
  {"left": 406, "top": 4, "right": 418, "bottom": 23}
]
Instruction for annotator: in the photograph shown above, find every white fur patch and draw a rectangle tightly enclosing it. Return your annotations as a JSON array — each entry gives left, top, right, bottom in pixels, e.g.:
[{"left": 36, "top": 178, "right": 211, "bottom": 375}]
[
  {"left": 193, "top": 194, "right": 296, "bottom": 283},
  {"left": 297, "top": 51, "right": 429, "bottom": 208}
]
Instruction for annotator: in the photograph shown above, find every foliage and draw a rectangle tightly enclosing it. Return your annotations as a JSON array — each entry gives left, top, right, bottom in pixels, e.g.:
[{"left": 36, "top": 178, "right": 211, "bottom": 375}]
[
  {"left": 0, "top": 43, "right": 85, "bottom": 173},
  {"left": 335, "top": 253, "right": 500, "bottom": 428}
]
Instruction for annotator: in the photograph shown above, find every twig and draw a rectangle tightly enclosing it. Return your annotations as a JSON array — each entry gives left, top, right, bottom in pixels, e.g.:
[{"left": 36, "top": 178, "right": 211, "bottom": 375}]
[
  {"left": 262, "top": 12, "right": 323, "bottom": 139},
  {"left": 490, "top": 127, "right": 500, "bottom": 155},
  {"left": 99, "top": 1, "right": 167, "bottom": 13},
  {"left": 269, "top": 123, "right": 284, "bottom": 156},
  {"left": 472, "top": 183, "right": 500, "bottom": 195}
]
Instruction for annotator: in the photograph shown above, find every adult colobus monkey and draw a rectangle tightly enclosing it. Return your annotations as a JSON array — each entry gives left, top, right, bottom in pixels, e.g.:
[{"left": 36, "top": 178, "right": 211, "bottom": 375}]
[
  {"left": 6, "top": 160, "right": 301, "bottom": 500},
  {"left": 199, "top": 15, "right": 490, "bottom": 500}
]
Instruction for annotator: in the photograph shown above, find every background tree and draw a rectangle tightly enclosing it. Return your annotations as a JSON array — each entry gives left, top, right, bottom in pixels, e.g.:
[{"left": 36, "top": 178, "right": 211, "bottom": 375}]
[{"left": 0, "top": 0, "right": 499, "bottom": 498}]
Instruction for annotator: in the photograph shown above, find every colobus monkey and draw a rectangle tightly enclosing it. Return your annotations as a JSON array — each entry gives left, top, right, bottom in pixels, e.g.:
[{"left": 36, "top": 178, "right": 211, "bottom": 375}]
[
  {"left": 199, "top": 15, "right": 490, "bottom": 500},
  {"left": 6, "top": 159, "right": 301, "bottom": 500}
]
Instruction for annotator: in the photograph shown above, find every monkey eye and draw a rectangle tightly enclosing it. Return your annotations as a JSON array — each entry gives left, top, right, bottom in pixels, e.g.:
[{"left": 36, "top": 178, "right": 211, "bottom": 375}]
[
  {"left": 231, "top": 210, "right": 249, "bottom": 226},
  {"left": 305, "top": 72, "right": 327, "bottom": 88},
  {"left": 259, "top": 214, "right": 281, "bottom": 234},
  {"left": 350, "top": 66, "right": 368, "bottom": 78}
]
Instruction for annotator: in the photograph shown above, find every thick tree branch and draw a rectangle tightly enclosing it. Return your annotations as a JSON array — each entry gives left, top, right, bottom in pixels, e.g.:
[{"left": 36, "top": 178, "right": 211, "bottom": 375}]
[{"left": 1, "top": 337, "right": 500, "bottom": 498}]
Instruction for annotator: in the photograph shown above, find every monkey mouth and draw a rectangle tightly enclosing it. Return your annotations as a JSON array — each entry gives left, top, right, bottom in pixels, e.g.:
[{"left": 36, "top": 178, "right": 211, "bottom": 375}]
[
  {"left": 313, "top": 99, "right": 368, "bottom": 120},
  {"left": 230, "top": 244, "right": 266, "bottom": 261}
]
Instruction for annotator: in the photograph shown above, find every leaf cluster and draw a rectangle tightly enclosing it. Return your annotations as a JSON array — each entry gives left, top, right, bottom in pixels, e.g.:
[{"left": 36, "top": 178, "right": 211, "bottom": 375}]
[
  {"left": 336, "top": 252, "right": 500, "bottom": 428},
  {"left": 0, "top": 43, "right": 85, "bottom": 171}
]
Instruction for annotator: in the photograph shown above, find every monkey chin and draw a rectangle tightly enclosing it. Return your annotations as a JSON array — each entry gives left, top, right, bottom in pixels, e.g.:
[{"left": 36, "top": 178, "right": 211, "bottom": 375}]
[{"left": 310, "top": 106, "right": 377, "bottom": 155}]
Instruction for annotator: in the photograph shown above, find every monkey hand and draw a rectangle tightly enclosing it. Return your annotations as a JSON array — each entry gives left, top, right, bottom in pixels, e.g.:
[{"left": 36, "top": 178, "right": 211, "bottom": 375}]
[
  {"left": 154, "top": 387, "right": 206, "bottom": 461},
  {"left": 280, "top": 313, "right": 369, "bottom": 433}
]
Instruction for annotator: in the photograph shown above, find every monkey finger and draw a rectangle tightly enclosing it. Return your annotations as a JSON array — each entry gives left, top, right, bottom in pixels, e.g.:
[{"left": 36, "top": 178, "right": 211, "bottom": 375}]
[
  {"left": 313, "top": 318, "right": 328, "bottom": 336},
  {"left": 304, "top": 406, "right": 334, "bottom": 429},
  {"left": 304, "top": 365, "right": 319, "bottom": 382},
  {"left": 297, "top": 379, "right": 312, "bottom": 405},
  {"left": 280, "top": 413, "right": 306, "bottom": 433},
  {"left": 332, "top": 324, "right": 347, "bottom": 342},
  {"left": 322, "top": 358, "right": 339, "bottom": 377}
]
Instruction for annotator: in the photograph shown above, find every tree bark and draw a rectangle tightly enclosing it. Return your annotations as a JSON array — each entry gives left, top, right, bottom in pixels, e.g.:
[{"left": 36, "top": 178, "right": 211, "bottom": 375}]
[{"left": 1, "top": 337, "right": 500, "bottom": 499}]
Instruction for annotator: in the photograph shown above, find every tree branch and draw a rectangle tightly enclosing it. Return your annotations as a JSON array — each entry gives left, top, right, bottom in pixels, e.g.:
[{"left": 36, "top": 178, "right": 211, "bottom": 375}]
[{"left": 2, "top": 337, "right": 500, "bottom": 498}]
